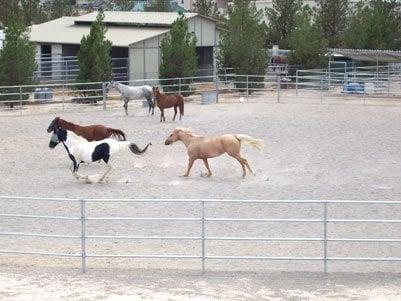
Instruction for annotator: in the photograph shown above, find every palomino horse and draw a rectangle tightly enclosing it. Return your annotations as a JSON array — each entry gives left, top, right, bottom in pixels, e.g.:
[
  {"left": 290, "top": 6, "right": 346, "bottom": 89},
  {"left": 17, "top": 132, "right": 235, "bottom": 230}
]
[
  {"left": 152, "top": 87, "right": 184, "bottom": 122},
  {"left": 164, "top": 128, "right": 264, "bottom": 178},
  {"left": 106, "top": 81, "right": 154, "bottom": 116},
  {"left": 47, "top": 117, "right": 126, "bottom": 141},
  {"left": 49, "top": 128, "right": 151, "bottom": 183}
]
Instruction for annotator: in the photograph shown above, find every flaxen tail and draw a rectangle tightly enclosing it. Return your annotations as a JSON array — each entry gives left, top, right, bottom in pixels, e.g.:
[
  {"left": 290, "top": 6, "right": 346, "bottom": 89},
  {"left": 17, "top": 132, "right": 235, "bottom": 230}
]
[
  {"left": 235, "top": 134, "right": 265, "bottom": 152},
  {"left": 108, "top": 127, "right": 126, "bottom": 141},
  {"left": 129, "top": 142, "right": 152, "bottom": 155}
]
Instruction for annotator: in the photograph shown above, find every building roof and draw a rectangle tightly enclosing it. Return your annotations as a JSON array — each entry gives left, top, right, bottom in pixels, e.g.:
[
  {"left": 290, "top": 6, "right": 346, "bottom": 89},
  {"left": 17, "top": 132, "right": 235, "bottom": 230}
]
[
  {"left": 74, "top": 11, "right": 198, "bottom": 27},
  {"left": 29, "top": 11, "right": 209, "bottom": 47},
  {"left": 329, "top": 48, "right": 401, "bottom": 63}
]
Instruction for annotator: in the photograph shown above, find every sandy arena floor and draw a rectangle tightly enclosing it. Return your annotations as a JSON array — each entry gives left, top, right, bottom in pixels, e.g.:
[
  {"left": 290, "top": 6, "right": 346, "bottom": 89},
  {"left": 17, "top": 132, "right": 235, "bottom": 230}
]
[{"left": 1, "top": 97, "right": 401, "bottom": 299}]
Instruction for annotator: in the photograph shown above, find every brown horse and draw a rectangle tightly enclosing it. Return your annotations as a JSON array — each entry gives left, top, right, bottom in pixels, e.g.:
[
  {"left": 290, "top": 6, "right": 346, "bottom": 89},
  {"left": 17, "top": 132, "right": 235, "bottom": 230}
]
[
  {"left": 46, "top": 117, "right": 126, "bottom": 141},
  {"left": 164, "top": 128, "right": 265, "bottom": 178},
  {"left": 152, "top": 87, "right": 184, "bottom": 122}
]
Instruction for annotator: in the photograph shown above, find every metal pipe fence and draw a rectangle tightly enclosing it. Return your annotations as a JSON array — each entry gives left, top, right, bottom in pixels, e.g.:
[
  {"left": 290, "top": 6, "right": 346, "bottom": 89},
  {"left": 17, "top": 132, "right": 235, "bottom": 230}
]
[
  {"left": 1, "top": 67, "right": 401, "bottom": 115},
  {"left": 1, "top": 196, "right": 401, "bottom": 273}
]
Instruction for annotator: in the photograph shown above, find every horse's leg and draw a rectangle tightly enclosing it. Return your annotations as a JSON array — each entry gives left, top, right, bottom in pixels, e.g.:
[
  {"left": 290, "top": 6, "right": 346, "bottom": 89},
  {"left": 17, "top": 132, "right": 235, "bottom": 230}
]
[
  {"left": 201, "top": 158, "right": 212, "bottom": 177},
  {"left": 227, "top": 153, "right": 247, "bottom": 178},
  {"left": 173, "top": 106, "right": 177, "bottom": 121},
  {"left": 161, "top": 108, "right": 165, "bottom": 122},
  {"left": 123, "top": 98, "right": 129, "bottom": 116},
  {"left": 243, "top": 158, "right": 256, "bottom": 176},
  {"left": 98, "top": 162, "right": 114, "bottom": 183},
  {"left": 181, "top": 157, "right": 196, "bottom": 177},
  {"left": 146, "top": 96, "right": 154, "bottom": 115}
]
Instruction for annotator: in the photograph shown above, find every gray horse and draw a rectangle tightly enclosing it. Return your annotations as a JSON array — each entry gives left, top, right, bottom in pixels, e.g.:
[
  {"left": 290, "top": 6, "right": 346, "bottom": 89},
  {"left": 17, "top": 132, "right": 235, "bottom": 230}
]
[{"left": 106, "top": 81, "right": 155, "bottom": 116}]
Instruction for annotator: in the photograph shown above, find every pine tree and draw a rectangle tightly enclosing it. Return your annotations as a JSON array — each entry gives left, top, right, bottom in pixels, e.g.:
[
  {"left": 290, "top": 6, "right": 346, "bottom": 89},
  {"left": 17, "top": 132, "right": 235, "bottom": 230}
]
[
  {"left": 217, "top": 0, "right": 266, "bottom": 90},
  {"left": 0, "top": 14, "right": 37, "bottom": 106},
  {"left": 76, "top": 11, "right": 112, "bottom": 101},
  {"left": 146, "top": 0, "right": 172, "bottom": 12},
  {"left": 287, "top": 7, "right": 328, "bottom": 70},
  {"left": 0, "top": 0, "right": 23, "bottom": 28},
  {"left": 343, "top": 0, "right": 401, "bottom": 50},
  {"left": 315, "top": 0, "right": 349, "bottom": 48},
  {"left": 112, "top": 0, "right": 134, "bottom": 11},
  {"left": 50, "top": 0, "right": 73, "bottom": 19},
  {"left": 21, "top": 0, "right": 48, "bottom": 26},
  {"left": 265, "top": 0, "right": 303, "bottom": 49},
  {"left": 159, "top": 13, "right": 197, "bottom": 94},
  {"left": 193, "top": 0, "right": 220, "bottom": 19}
]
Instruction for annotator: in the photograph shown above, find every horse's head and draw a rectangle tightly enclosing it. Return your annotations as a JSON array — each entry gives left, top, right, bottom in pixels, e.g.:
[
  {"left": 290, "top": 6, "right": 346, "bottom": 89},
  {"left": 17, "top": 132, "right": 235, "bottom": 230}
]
[
  {"left": 47, "top": 117, "right": 60, "bottom": 133},
  {"left": 105, "top": 81, "right": 116, "bottom": 93},
  {"left": 49, "top": 128, "right": 67, "bottom": 149},
  {"left": 165, "top": 128, "right": 192, "bottom": 145},
  {"left": 152, "top": 86, "right": 160, "bottom": 97}
]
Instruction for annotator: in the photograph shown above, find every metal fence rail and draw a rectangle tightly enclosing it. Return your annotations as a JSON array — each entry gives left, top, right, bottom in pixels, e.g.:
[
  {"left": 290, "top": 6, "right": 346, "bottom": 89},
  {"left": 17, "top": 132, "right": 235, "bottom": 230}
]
[
  {"left": 1, "top": 196, "right": 401, "bottom": 273},
  {"left": 1, "top": 65, "right": 401, "bottom": 115}
]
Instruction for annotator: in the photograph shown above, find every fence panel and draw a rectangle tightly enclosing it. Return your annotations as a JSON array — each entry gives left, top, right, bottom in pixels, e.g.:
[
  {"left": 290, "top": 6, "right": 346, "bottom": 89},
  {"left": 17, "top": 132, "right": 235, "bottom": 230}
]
[{"left": 1, "top": 196, "right": 401, "bottom": 273}]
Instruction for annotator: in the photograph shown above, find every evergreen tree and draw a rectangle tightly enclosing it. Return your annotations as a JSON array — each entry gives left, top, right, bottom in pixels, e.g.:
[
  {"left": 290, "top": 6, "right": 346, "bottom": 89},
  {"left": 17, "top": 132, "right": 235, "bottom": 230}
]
[
  {"left": 21, "top": 0, "right": 48, "bottom": 26},
  {"left": 0, "top": 14, "right": 37, "bottom": 106},
  {"left": 159, "top": 13, "right": 197, "bottom": 94},
  {"left": 50, "top": 0, "right": 73, "bottom": 19},
  {"left": 315, "top": 0, "right": 349, "bottom": 48},
  {"left": 0, "top": 0, "right": 23, "bottom": 28},
  {"left": 112, "top": 0, "right": 134, "bottom": 11},
  {"left": 343, "top": 0, "right": 401, "bottom": 50},
  {"left": 218, "top": 0, "right": 266, "bottom": 90},
  {"left": 76, "top": 11, "right": 112, "bottom": 101},
  {"left": 146, "top": 0, "right": 172, "bottom": 12},
  {"left": 287, "top": 7, "right": 328, "bottom": 70},
  {"left": 265, "top": 0, "right": 303, "bottom": 49},
  {"left": 193, "top": 0, "right": 220, "bottom": 19}
]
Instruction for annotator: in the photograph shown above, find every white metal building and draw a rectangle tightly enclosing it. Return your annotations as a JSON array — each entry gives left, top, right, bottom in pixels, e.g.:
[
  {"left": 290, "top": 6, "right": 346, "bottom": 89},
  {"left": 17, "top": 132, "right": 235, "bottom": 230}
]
[
  {"left": 0, "top": 30, "right": 5, "bottom": 50},
  {"left": 29, "top": 11, "right": 220, "bottom": 82}
]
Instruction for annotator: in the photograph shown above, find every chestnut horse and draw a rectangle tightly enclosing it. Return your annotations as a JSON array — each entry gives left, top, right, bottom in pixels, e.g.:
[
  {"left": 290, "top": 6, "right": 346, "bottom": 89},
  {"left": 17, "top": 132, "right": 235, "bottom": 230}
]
[
  {"left": 164, "top": 128, "right": 265, "bottom": 178},
  {"left": 152, "top": 87, "right": 184, "bottom": 122},
  {"left": 47, "top": 117, "right": 126, "bottom": 141}
]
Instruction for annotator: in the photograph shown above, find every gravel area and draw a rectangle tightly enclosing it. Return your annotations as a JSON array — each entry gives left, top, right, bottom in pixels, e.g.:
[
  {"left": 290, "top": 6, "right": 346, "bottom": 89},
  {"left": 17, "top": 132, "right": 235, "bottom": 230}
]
[{"left": 1, "top": 97, "right": 401, "bottom": 299}]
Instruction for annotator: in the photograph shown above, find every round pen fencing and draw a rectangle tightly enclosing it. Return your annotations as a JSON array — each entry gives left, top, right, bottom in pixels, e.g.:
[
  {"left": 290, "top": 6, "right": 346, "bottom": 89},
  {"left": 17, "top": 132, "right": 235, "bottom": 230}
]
[{"left": 1, "top": 196, "right": 401, "bottom": 273}]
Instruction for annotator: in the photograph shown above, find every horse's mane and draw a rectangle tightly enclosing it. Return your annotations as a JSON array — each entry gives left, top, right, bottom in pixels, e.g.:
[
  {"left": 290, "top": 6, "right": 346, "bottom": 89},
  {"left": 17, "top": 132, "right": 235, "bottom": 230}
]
[
  {"left": 175, "top": 127, "right": 197, "bottom": 137},
  {"left": 57, "top": 117, "right": 77, "bottom": 128}
]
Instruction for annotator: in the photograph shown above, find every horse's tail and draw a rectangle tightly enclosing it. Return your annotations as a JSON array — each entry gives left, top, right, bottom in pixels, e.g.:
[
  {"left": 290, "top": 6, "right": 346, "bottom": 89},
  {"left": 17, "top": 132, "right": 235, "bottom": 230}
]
[
  {"left": 235, "top": 134, "right": 265, "bottom": 152},
  {"left": 108, "top": 128, "right": 126, "bottom": 141},
  {"left": 179, "top": 96, "right": 184, "bottom": 116},
  {"left": 128, "top": 142, "right": 152, "bottom": 155}
]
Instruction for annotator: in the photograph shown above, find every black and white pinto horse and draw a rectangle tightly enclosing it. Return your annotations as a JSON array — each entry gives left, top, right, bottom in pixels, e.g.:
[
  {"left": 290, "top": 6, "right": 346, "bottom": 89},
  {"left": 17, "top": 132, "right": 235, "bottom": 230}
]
[
  {"left": 49, "top": 128, "right": 151, "bottom": 183},
  {"left": 106, "top": 81, "right": 155, "bottom": 116}
]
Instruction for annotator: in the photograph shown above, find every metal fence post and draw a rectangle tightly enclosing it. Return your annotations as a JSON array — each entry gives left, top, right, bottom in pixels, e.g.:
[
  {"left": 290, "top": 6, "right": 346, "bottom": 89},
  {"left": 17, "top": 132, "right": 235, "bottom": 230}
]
[
  {"left": 320, "top": 77, "right": 323, "bottom": 104},
  {"left": 19, "top": 86, "right": 23, "bottom": 115},
  {"left": 214, "top": 75, "right": 219, "bottom": 103},
  {"left": 61, "top": 84, "right": 65, "bottom": 111},
  {"left": 80, "top": 199, "right": 87, "bottom": 273},
  {"left": 277, "top": 74, "right": 281, "bottom": 103},
  {"left": 363, "top": 87, "right": 366, "bottom": 105},
  {"left": 201, "top": 200, "right": 205, "bottom": 274},
  {"left": 102, "top": 82, "right": 107, "bottom": 110},
  {"left": 295, "top": 70, "right": 299, "bottom": 97},
  {"left": 323, "top": 201, "right": 328, "bottom": 275},
  {"left": 246, "top": 75, "right": 249, "bottom": 97},
  {"left": 179, "top": 78, "right": 182, "bottom": 95}
]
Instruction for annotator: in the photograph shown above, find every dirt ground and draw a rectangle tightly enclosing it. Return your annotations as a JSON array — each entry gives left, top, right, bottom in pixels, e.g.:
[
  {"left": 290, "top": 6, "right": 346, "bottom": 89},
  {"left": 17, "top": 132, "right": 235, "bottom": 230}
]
[{"left": 1, "top": 95, "right": 401, "bottom": 299}]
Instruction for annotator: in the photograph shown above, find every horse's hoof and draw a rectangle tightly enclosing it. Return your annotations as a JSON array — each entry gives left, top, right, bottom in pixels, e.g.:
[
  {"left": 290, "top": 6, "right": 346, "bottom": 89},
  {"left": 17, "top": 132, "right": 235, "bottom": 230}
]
[{"left": 180, "top": 174, "right": 189, "bottom": 178}]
